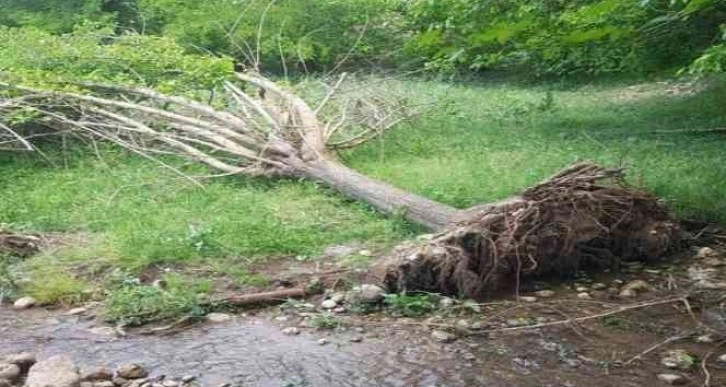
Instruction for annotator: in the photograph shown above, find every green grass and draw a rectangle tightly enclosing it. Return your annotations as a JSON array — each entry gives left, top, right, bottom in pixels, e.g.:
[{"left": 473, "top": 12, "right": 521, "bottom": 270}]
[{"left": 1, "top": 76, "right": 725, "bottom": 317}]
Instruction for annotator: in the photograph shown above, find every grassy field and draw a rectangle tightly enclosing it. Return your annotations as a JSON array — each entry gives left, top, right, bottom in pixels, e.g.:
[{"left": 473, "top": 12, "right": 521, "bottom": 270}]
[{"left": 1, "top": 76, "right": 725, "bottom": 319}]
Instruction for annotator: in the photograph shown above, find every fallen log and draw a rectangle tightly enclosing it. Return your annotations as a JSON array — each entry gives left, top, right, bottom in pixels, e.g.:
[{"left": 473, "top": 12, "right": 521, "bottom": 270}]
[{"left": 212, "top": 286, "right": 319, "bottom": 307}]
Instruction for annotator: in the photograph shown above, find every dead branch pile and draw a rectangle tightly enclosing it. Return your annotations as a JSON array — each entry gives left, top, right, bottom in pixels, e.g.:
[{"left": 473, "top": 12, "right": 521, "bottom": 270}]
[{"left": 374, "top": 163, "right": 682, "bottom": 298}]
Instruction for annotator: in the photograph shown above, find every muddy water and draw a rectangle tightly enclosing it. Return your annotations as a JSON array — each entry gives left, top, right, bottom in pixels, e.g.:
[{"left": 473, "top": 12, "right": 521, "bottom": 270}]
[{"left": 0, "top": 307, "right": 494, "bottom": 386}]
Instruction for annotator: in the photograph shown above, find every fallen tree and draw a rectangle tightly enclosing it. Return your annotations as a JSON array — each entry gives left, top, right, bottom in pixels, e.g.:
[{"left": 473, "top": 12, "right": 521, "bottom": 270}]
[{"left": 0, "top": 73, "right": 682, "bottom": 298}]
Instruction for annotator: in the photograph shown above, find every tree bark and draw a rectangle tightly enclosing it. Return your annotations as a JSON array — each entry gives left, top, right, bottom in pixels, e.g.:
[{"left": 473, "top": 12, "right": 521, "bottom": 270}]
[{"left": 293, "top": 158, "right": 458, "bottom": 231}]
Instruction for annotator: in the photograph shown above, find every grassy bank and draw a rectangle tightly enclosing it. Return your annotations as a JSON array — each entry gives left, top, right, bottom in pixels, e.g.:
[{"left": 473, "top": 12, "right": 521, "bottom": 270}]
[{"left": 1, "top": 76, "right": 724, "bottom": 318}]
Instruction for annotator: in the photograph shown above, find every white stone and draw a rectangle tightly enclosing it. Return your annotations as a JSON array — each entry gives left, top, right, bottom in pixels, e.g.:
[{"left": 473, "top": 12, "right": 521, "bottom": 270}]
[
  {"left": 13, "top": 296, "right": 36, "bottom": 309},
  {"left": 345, "top": 284, "right": 385, "bottom": 304},
  {"left": 575, "top": 286, "right": 589, "bottom": 293},
  {"left": 321, "top": 300, "right": 337, "bottom": 309},
  {"left": 657, "top": 374, "right": 686, "bottom": 385},
  {"left": 66, "top": 307, "right": 87, "bottom": 316},
  {"left": 519, "top": 296, "right": 538, "bottom": 303},
  {"left": 576, "top": 292, "right": 592, "bottom": 300},
  {"left": 206, "top": 313, "right": 233, "bottom": 323},
  {"left": 697, "top": 246, "right": 715, "bottom": 258},
  {"left": 534, "top": 290, "right": 555, "bottom": 298}
]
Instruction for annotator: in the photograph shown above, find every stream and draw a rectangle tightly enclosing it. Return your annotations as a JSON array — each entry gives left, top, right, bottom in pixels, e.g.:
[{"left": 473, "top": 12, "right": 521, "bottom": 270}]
[{"left": 0, "top": 306, "right": 494, "bottom": 386}]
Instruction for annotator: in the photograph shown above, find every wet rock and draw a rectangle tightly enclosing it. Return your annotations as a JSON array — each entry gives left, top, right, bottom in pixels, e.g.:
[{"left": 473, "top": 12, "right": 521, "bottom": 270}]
[
  {"left": 111, "top": 376, "right": 127, "bottom": 386},
  {"left": 116, "top": 364, "right": 148, "bottom": 380},
  {"left": 26, "top": 355, "right": 81, "bottom": 387},
  {"left": 622, "top": 280, "right": 649, "bottom": 293},
  {"left": 576, "top": 292, "right": 592, "bottom": 300},
  {"left": 83, "top": 367, "right": 113, "bottom": 381},
  {"left": 67, "top": 307, "right": 87, "bottom": 316},
  {"left": 13, "top": 296, "right": 36, "bottom": 309},
  {"left": 534, "top": 290, "right": 555, "bottom": 298},
  {"left": 431, "top": 330, "right": 456, "bottom": 343},
  {"left": 2, "top": 352, "right": 36, "bottom": 372},
  {"left": 657, "top": 373, "right": 686, "bottom": 385},
  {"left": 697, "top": 247, "right": 715, "bottom": 258},
  {"left": 591, "top": 283, "right": 608, "bottom": 291},
  {"left": 321, "top": 299, "right": 337, "bottom": 309},
  {"left": 0, "top": 364, "right": 20, "bottom": 383},
  {"left": 661, "top": 350, "right": 695, "bottom": 370},
  {"left": 282, "top": 327, "right": 300, "bottom": 336},
  {"left": 519, "top": 296, "right": 538, "bottom": 303},
  {"left": 206, "top": 313, "right": 232, "bottom": 323},
  {"left": 345, "top": 284, "right": 385, "bottom": 305}
]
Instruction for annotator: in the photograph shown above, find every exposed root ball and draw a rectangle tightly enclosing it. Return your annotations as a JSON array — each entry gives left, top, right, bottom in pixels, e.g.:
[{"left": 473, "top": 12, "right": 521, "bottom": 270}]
[{"left": 375, "top": 163, "right": 682, "bottom": 298}]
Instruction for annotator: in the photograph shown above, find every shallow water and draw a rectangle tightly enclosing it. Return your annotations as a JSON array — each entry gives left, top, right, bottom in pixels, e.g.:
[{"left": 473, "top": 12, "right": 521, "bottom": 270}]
[{"left": 0, "top": 307, "right": 492, "bottom": 386}]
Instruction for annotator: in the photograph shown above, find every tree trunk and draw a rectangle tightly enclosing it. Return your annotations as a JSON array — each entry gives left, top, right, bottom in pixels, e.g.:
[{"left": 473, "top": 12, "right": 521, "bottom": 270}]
[{"left": 293, "top": 158, "right": 458, "bottom": 231}]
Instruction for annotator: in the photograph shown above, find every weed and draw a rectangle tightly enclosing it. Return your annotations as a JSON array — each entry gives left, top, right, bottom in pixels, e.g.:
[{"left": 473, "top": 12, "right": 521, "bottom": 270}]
[
  {"left": 310, "top": 313, "right": 342, "bottom": 330},
  {"left": 383, "top": 293, "right": 437, "bottom": 317},
  {"left": 0, "top": 253, "right": 20, "bottom": 301}
]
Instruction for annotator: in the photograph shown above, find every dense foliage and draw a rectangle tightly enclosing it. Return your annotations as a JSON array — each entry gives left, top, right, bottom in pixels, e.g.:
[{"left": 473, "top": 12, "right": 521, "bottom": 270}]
[{"left": 0, "top": 0, "right": 723, "bottom": 76}]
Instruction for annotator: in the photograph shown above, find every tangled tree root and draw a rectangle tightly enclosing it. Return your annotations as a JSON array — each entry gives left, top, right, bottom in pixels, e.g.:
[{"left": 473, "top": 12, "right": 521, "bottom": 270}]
[{"left": 374, "top": 163, "right": 682, "bottom": 298}]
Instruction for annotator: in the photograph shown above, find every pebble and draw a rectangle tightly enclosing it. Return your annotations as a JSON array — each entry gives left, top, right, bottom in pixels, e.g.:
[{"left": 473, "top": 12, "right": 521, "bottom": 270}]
[
  {"left": 317, "top": 338, "right": 329, "bottom": 346},
  {"left": 695, "top": 334, "right": 715, "bottom": 343},
  {"left": 358, "top": 249, "right": 373, "bottom": 257},
  {"left": 519, "top": 296, "right": 538, "bottom": 303},
  {"left": 0, "top": 364, "right": 20, "bottom": 383},
  {"left": 116, "top": 364, "right": 149, "bottom": 379},
  {"left": 622, "top": 279, "right": 649, "bottom": 293},
  {"left": 330, "top": 293, "right": 345, "bottom": 303},
  {"left": 282, "top": 327, "right": 301, "bottom": 336},
  {"left": 431, "top": 330, "right": 456, "bottom": 343},
  {"left": 697, "top": 246, "right": 715, "bottom": 258},
  {"left": 13, "top": 296, "right": 36, "bottom": 309},
  {"left": 591, "top": 283, "right": 607, "bottom": 290},
  {"left": 181, "top": 375, "right": 196, "bottom": 383},
  {"left": 618, "top": 289, "right": 637, "bottom": 298},
  {"left": 439, "top": 297, "right": 455, "bottom": 307},
  {"left": 534, "top": 290, "right": 555, "bottom": 298},
  {"left": 94, "top": 381, "right": 115, "bottom": 387},
  {"left": 345, "top": 284, "right": 385, "bottom": 305},
  {"left": 3, "top": 352, "right": 36, "bottom": 371},
  {"left": 575, "top": 286, "right": 589, "bottom": 293},
  {"left": 661, "top": 350, "right": 695, "bottom": 370},
  {"left": 82, "top": 367, "right": 113, "bottom": 381},
  {"left": 576, "top": 292, "right": 592, "bottom": 300},
  {"left": 67, "top": 307, "right": 87, "bottom": 316},
  {"left": 206, "top": 313, "right": 233, "bottom": 323},
  {"left": 657, "top": 373, "right": 686, "bottom": 385},
  {"left": 321, "top": 299, "right": 337, "bottom": 309},
  {"left": 332, "top": 306, "right": 347, "bottom": 313}
]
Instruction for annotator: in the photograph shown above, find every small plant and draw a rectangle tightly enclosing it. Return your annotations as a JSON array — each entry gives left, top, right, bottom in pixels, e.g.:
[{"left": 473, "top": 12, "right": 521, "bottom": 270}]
[
  {"left": 383, "top": 293, "right": 437, "bottom": 317},
  {"left": 104, "top": 274, "right": 210, "bottom": 326},
  {"left": 310, "top": 313, "right": 342, "bottom": 330},
  {"left": 0, "top": 253, "right": 20, "bottom": 301}
]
